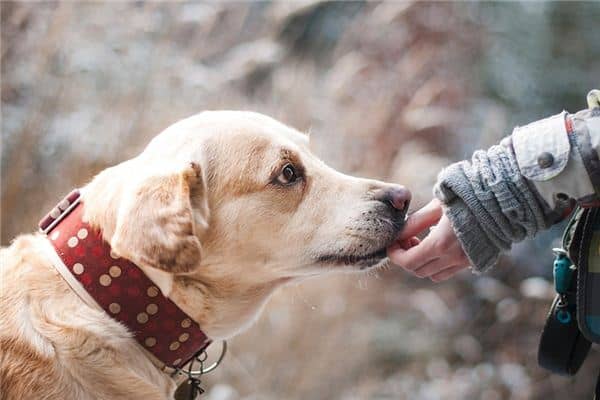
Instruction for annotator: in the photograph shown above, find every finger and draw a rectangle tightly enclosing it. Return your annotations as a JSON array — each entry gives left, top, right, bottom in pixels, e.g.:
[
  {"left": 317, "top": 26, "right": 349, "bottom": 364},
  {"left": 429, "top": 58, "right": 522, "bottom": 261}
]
[
  {"left": 398, "top": 199, "right": 443, "bottom": 240},
  {"left": 387, "top": 234, "right": 438, "bottom": 271},
  {"left": 388, "top": 236, "right": 420, "bottom": 251},
  {"left": 430, "top": 264, "right": 469, "bottom": 282},
  {"left": 413, "top": 257, "right": 454, "bottom": 278},
  {"left": 401, "top": 236, "right": 421, "bottom": 249}
]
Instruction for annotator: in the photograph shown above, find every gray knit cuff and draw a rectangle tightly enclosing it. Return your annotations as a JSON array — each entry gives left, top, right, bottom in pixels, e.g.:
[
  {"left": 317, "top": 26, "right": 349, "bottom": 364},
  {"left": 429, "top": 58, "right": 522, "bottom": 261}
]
[
  {"left": 441, "top": 199, "right": 500, "bottom": 273},
  {"left": 434, "top": 165, "right": 502, "bottom": 273}
]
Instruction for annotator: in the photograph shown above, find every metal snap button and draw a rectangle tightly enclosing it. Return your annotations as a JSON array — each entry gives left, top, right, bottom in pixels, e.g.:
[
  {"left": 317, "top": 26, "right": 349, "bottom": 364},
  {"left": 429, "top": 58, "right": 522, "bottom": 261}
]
[
  {"left": 537, "top": 152, "right": 554, "bottom": 169},
  {"left": 555, "top": 192, "right": 569, "bottom": 201}
]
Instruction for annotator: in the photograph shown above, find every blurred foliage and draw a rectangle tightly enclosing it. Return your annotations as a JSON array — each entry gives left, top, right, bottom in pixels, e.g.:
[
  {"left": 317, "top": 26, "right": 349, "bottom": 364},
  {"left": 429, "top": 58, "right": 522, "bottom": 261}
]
[{"left": 2, "top": 2, "right": 599, "bottom": 399}]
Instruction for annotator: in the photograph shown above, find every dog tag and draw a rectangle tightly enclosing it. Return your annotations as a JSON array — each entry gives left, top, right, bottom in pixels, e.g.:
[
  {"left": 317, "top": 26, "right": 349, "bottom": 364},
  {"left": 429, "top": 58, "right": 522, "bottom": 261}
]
[{"left": 174, "top": 380, "right": 200, "bottom": 400}]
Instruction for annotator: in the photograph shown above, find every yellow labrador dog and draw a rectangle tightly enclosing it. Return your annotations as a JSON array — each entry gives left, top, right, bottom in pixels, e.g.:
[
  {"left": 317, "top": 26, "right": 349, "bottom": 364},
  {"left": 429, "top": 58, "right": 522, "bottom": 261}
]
[{"left": 0, "top": 111, "right": 410, "bottom": 400}]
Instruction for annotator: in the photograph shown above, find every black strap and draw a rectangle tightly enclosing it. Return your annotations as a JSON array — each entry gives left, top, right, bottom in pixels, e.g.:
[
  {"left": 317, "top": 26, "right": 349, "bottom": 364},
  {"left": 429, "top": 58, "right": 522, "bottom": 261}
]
[
  {"left": 576, "top": 207, "right": 600, "bottom": 344},
  {"left": 538, "top": 294, "right": 591, "bottom": 375},
  {"left": 596, "top": 369, "right": 600, "bottom": 399}
]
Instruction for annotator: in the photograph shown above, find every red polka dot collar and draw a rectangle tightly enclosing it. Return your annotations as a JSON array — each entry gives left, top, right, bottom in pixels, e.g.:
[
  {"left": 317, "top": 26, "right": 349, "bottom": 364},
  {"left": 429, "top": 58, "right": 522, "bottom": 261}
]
[{"left": 39, "top": 190, "right": 211, "bottom": 370}]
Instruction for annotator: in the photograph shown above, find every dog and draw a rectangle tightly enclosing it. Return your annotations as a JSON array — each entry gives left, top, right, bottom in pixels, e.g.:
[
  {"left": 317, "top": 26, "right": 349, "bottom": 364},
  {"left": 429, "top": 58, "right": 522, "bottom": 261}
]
[{"left": 0, "top": 111, "right": 410, "bottom": 399}]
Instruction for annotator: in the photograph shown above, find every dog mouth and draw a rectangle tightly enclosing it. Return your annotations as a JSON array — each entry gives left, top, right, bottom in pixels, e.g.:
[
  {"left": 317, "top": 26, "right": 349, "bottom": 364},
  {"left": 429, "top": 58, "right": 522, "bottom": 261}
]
[
  {"left": 316, "top": 213, "right": 407, "bottom": 270},
  {"left": 316, "top": 247, "right": 389, "bottom": 269}
]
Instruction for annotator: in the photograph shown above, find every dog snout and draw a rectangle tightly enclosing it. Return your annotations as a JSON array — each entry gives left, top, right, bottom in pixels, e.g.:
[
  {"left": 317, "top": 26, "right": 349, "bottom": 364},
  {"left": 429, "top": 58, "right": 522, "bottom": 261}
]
[{"left": 373, "top": 185, "right": 411, "bottom": 212}]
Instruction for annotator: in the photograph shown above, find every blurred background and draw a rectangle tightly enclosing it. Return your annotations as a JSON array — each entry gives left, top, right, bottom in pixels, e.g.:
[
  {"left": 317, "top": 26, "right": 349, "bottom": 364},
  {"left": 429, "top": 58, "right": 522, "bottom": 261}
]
[{"left": 2, "top": 1, "right": 600, "bottom": 399}]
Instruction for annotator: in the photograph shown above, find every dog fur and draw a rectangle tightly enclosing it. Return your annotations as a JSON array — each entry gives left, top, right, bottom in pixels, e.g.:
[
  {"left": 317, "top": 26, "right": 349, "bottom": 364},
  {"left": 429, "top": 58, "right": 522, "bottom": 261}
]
[{"left": 0, "top": 111, "right": 407, "bottom": 399}]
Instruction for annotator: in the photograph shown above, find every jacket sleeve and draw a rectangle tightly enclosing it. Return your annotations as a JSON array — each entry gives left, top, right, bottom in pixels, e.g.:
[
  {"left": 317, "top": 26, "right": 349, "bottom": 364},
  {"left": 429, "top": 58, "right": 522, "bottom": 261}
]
[{"left": 433, "top": 90, "right": 600, "bottom": 272}]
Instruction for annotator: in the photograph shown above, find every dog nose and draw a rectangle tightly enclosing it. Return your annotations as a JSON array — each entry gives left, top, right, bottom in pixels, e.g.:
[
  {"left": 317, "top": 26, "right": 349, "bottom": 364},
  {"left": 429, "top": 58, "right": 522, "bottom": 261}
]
[{"left": 373, "top": 185, "right": 412, "bottom": 212}]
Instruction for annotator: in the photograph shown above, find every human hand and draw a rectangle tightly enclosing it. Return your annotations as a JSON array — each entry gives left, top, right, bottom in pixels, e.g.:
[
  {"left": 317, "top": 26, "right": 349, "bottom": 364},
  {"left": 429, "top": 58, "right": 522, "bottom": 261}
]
[{"left": 387, "top": 199, "right": 470, "bottom": 282}]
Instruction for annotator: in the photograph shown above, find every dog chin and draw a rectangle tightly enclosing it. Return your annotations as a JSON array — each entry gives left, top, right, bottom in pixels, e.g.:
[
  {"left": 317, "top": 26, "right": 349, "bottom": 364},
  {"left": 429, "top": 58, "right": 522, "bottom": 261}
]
[
  {"left": 361, "top": 256, "right": 390, "bottom": 271},
  {"left": 316, "top": 247, "right": 389, "bottom": 270},
  {"left": 354, "top": 254, "right": 391, "bottom": 271}
]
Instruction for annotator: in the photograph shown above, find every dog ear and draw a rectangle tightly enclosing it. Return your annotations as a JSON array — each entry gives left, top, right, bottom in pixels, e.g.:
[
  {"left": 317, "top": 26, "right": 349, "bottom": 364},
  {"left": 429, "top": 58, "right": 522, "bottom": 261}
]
[{"left": 111, "top": 161, "right": 207, "bottom": 274}]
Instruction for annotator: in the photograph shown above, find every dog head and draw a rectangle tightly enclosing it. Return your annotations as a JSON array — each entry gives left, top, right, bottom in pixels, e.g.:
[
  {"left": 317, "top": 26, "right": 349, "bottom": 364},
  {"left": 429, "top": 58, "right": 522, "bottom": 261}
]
[{"left": 83, "top": 111, "right": 410, "bottom": 338}]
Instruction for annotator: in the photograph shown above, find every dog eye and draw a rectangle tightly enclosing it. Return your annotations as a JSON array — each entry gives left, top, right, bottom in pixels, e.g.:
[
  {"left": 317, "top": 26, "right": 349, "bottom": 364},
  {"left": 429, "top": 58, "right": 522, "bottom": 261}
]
[{"left": 275, "top": 164, "right": 298, "bottom": 185}]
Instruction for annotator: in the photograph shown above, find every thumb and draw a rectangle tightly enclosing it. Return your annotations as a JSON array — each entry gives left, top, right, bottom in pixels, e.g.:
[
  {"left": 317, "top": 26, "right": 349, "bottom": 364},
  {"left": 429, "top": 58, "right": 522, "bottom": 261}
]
[{"left": 398, "top": 198, "right": 443, "bottom": 240}]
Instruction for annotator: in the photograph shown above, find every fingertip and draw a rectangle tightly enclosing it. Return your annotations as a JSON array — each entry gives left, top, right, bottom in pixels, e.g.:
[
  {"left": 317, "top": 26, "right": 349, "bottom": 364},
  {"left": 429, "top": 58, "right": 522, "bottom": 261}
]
[
  {"left": 388, "top": 250, "right": 419, "bottom": 273},
  {"left": 397, "top": 237, "right": 420, "bottom": 250},
  {"left": 399, "top": 201, "right": 443, "bottom": 239},
  {"left": 386, "top": 247, "right": 404, "bottom": 265}
]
